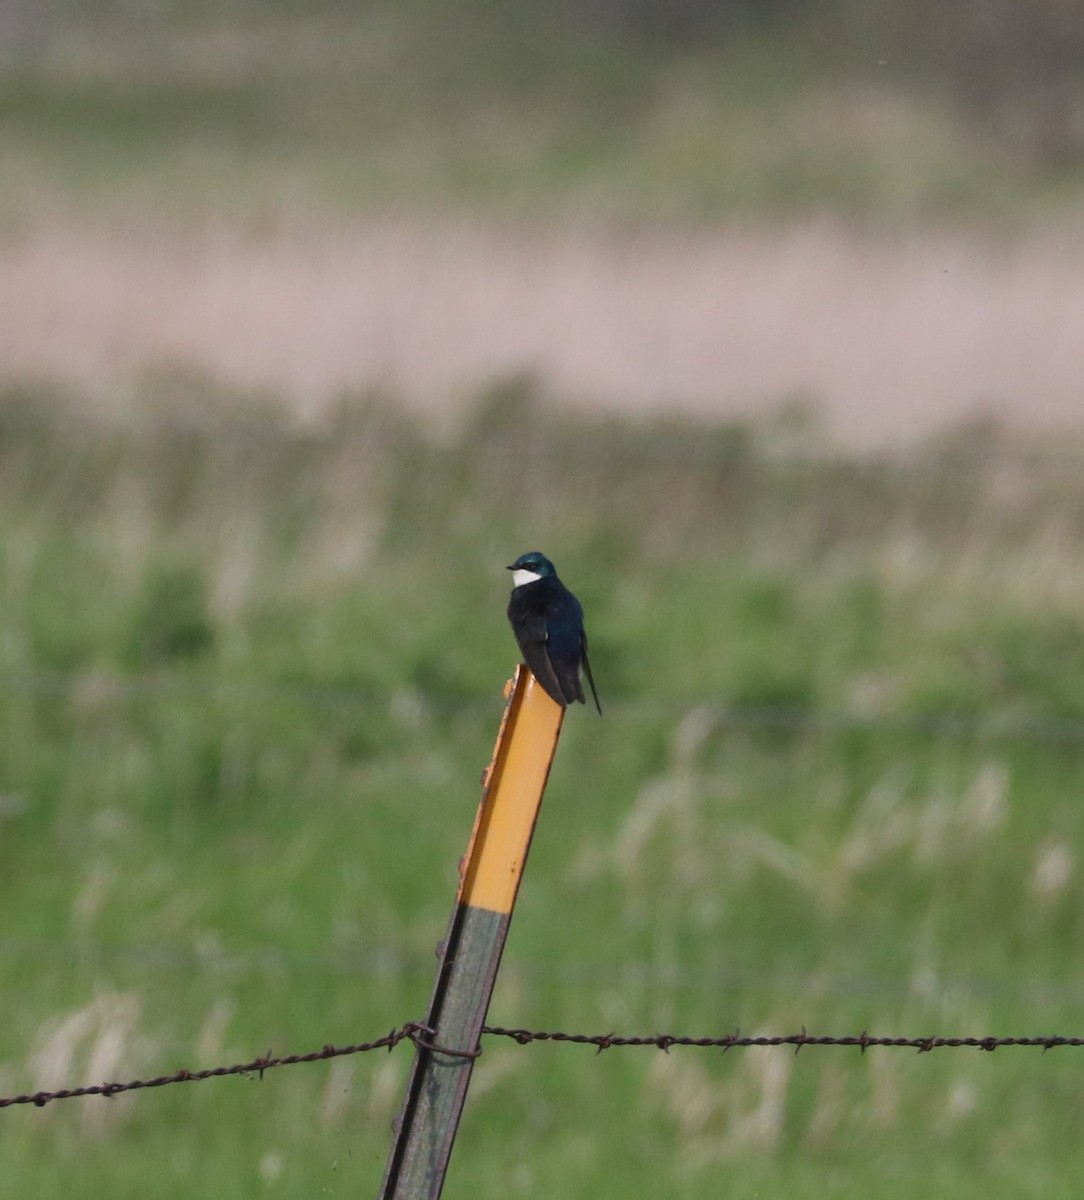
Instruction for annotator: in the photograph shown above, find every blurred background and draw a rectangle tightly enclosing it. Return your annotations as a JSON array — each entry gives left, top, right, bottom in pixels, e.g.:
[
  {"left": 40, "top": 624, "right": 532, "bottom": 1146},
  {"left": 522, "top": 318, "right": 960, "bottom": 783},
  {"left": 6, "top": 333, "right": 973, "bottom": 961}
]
[{"left": 2, "top": 2, "right": 1084, "bottom": 1197}]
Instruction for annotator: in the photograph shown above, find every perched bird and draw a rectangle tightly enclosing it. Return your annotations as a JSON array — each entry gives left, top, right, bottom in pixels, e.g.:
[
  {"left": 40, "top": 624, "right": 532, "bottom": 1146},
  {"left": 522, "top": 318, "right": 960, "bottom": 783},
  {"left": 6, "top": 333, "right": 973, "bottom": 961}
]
[{"left": 506, "top": 551, "right": 601, "bottom": 714}]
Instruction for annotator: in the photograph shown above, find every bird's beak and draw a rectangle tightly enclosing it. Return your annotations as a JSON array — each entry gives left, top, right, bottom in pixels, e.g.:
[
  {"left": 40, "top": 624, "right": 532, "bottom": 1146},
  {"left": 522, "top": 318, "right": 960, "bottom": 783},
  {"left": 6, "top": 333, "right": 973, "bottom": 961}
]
[{"left": 506, "top": 564, "right": 516, "bottom": 571}]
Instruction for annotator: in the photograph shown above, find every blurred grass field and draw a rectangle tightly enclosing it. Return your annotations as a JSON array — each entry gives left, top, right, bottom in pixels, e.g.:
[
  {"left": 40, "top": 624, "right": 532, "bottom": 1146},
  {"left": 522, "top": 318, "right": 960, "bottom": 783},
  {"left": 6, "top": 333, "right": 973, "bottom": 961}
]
[
  {"left": 2, "top": 4, "right": 1078, "bottom": 228},
  {"left": 3, "top": 386, "right": 1084, "bottom": 1196},
  {"left": 4, "top": 3, "right": 1084, "bottom": 1195}
]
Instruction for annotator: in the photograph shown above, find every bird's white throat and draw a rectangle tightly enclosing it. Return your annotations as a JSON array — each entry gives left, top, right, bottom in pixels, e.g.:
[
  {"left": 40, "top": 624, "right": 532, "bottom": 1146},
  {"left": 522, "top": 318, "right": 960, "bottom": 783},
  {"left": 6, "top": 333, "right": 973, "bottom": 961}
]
[{"left": 511, "top": 568, "right": 543, "bottom": 588}]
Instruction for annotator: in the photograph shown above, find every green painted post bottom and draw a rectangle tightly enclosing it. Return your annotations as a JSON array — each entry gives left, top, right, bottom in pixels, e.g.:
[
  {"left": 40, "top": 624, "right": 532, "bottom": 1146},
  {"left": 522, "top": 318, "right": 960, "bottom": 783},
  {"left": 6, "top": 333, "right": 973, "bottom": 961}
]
[{"left": 379, "top": 901, "right": 510, "bottom": 1199}]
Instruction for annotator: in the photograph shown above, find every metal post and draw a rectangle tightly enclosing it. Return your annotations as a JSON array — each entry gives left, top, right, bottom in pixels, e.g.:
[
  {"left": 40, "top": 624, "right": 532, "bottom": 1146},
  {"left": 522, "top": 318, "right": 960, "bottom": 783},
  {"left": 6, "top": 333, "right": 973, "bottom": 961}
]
[{"left": 378, "top": 666, "right": 564, "bottom": 1199}]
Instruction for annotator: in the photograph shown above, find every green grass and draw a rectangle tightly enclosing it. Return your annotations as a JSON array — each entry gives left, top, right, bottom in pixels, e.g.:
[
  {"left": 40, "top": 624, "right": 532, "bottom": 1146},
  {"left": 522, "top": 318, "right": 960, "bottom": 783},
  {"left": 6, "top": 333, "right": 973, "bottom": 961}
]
[
  {"left": 1, "top": 5, "right": 1076, "bottom": 228},
  {"left": 3, "top": 385, "right": 1084, "bottom": 1194}
]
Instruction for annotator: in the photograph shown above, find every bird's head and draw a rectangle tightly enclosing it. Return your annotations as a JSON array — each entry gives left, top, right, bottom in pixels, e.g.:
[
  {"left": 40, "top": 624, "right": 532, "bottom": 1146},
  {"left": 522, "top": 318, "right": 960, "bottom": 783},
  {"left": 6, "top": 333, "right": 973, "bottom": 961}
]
[{"left": 507, "top": 551, "right": 556, "bottom": 587}]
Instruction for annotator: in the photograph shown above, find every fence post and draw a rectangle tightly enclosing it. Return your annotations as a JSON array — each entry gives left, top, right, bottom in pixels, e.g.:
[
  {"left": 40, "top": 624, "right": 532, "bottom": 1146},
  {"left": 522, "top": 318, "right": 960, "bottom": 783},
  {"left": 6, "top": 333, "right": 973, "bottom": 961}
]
[{"left": 378, "top": 665, "right": 564, "bottom": 1199}]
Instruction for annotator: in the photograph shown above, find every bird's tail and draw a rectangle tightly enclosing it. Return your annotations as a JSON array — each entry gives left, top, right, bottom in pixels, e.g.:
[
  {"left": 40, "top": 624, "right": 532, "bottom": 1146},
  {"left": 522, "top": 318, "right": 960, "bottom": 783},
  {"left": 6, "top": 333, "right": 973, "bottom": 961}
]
[{"left": 582, "top": 642, "right": 602, "bottom": 715}]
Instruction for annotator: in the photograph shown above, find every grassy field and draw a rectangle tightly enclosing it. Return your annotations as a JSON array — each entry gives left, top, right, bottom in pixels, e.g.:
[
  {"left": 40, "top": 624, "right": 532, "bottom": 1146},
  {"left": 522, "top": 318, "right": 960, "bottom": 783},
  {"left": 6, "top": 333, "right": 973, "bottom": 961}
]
[
  {"left": 4, "top": 5, "right": 1084, "bottom": 1194},
  {"left": 2, "top": 387, "right": 1084, "bottom": 1195},
  {"left": 2, "top": 5, "right": 1078, "bottom": 228}
]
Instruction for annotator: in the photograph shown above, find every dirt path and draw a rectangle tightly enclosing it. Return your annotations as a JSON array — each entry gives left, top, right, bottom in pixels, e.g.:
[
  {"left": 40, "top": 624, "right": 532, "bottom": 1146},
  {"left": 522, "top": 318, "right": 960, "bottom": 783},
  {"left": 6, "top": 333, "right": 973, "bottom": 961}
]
[{"left": 2, "top": 218, "right": 1081, "bottom": 446}]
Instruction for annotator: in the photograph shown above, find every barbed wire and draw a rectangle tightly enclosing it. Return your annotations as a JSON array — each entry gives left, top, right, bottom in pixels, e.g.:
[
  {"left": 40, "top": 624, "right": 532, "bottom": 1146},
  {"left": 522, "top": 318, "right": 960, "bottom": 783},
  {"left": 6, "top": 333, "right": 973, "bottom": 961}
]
[
  {"left": 5, "top": 1023, "right": 1084, "bottom": 1110},
  {"left": 481, "top": 1027, "right": 1084, "bottom": 1054},
  {"left": 0, "top": 1024, "right": 422, "bottom": 1110}
]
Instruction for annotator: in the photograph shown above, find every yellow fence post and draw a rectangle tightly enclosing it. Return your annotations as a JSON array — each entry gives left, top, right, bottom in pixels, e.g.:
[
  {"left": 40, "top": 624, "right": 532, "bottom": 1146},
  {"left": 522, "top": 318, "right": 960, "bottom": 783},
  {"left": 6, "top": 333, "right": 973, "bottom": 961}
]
[{"left": 378, "top": 665, "right": 564, "bottom": 1199}]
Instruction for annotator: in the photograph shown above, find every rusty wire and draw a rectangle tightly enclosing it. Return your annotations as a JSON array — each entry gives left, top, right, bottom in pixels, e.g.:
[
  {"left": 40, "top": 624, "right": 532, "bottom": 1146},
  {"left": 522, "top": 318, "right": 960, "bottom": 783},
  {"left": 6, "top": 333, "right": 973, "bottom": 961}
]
[
  {"left": 0, "top": 1023, "right": 422, "bottom": 1110},
  {"left": 3, "top": 1023, "right": 1084, "bottom": 1110},
  {"left": 481, "top": 1027, "right": 1084, "bottom": 1054}
]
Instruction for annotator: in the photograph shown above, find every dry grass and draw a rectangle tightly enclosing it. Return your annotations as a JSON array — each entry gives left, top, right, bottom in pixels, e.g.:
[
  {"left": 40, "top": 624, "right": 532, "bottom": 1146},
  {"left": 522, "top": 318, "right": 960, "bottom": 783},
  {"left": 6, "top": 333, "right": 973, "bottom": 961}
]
[{"left": 2, "top": 217, "right": 1084, "bottom": 449}]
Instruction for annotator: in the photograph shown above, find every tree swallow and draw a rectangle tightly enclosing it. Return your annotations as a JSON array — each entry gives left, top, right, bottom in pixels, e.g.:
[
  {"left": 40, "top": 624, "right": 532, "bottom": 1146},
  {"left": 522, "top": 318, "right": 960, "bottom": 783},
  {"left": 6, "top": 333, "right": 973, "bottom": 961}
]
[{"left": 506, "top": 551, "right": 601, "bottom": 714}]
